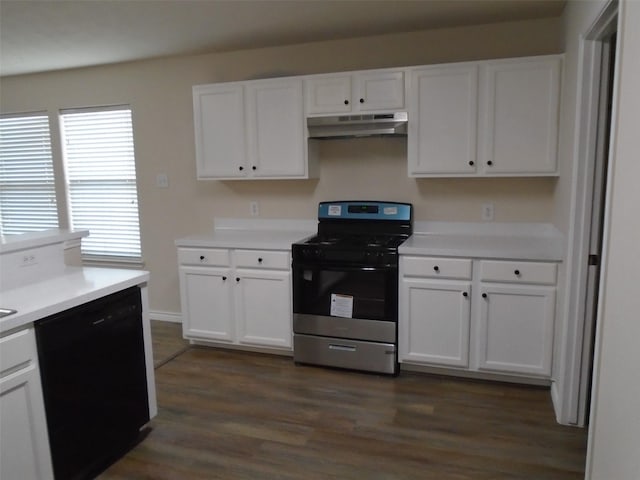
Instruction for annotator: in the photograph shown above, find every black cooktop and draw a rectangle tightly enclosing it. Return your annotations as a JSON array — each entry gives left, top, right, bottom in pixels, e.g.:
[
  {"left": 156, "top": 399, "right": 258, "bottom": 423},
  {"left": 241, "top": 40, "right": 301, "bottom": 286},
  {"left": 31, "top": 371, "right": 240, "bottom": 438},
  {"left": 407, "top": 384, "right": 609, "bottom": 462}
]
[{"left": 301, "top": 234, "right": 407, "bottom": 250}]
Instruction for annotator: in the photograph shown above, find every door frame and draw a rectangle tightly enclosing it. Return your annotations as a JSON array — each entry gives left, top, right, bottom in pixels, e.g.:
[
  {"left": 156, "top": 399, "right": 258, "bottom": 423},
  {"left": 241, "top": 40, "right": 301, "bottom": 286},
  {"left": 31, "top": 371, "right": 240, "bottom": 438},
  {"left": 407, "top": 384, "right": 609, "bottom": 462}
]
[{"left": 555, "top": 0, "right": 618, "bottom": 426}]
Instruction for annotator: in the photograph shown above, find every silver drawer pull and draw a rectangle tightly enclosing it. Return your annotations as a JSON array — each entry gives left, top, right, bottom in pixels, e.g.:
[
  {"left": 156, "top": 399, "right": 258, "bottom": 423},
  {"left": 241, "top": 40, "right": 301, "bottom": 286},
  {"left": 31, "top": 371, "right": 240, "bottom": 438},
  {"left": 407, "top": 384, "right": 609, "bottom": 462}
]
[{"left": 329, "top": 344, "right": 356, "bottom": 352}]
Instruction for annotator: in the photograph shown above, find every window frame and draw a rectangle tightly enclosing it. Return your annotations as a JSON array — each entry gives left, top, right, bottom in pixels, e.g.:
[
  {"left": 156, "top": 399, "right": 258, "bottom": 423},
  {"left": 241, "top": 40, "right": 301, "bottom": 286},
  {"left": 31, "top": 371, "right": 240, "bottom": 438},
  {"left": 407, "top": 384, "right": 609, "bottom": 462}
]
[
  {"left": 59, "top": 105, "right": 143, "bottom": 265},
  {"left": 0, "top": 111, "right": 60, "bottom": 235}
]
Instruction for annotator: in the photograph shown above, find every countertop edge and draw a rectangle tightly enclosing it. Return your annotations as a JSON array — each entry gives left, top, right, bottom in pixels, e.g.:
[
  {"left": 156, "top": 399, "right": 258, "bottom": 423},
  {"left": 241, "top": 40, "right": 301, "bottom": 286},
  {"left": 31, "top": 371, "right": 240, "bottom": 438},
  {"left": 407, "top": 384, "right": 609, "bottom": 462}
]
[
  {"left": 0, "top": 267, "right": 149, "bottom": 334},
  {"left": 175, "top": 229, "right": 315, "bottom": 250},
  {"left": 0, "top": 229, "right": 90, "bottom": 254}
]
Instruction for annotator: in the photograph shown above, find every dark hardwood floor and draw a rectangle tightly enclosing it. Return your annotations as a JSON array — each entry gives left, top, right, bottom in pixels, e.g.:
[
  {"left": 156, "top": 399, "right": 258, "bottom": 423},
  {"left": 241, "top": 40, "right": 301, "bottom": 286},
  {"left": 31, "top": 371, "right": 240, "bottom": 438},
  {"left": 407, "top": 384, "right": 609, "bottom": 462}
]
[
  {"left": 100, "top": 330, "right": 587, "bottom": 480},
  {"left": 149, "top": 320, "right": 190, "bottom": 368}
]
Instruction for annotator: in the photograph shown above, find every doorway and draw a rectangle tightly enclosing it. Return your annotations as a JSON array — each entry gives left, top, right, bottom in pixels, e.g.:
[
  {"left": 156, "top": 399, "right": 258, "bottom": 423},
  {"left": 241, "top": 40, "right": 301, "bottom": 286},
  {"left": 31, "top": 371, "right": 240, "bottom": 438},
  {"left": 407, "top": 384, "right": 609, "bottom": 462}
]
[
  {"left": 578, "top": 30, "right": 617, "bottom": 425},
  {"left": 559, "top": 0, "right": 618, "bottom": 427}
]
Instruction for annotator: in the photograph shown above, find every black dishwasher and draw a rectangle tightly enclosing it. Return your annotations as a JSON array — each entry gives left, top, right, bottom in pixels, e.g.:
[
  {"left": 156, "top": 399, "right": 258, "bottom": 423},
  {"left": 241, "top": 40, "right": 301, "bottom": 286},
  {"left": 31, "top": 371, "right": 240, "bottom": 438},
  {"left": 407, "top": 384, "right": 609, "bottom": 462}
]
[{"left": 35, "top": 287, "right": 149, "bottom": 480}]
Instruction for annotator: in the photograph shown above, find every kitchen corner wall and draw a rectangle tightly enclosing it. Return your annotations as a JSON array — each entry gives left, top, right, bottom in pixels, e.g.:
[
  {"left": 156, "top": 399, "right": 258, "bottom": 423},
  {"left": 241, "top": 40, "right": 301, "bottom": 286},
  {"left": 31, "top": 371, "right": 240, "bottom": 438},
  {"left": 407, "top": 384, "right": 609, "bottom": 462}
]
[{"left": 0, "top": 17, "right": 562, "bottom": 315}]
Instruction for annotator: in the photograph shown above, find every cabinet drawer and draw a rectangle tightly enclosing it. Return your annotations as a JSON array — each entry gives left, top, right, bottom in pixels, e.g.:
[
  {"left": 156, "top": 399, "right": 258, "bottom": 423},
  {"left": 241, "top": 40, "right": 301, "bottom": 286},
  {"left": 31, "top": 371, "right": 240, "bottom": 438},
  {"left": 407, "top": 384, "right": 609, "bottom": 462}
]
[
  {"left": 1, "top": 328, "right": 35, "bottom": 377},
  {"left": 479, "top": 260, "right": 557, "bottom": 285},
  {"left": 403, "top": 256, "right": 472, "bottom": 279},
  {"left": 235, "top": 250, "right": 290, "bottom": 270},
  {"left": 178, "top": 248, "right": 229, "bottom": 266}
]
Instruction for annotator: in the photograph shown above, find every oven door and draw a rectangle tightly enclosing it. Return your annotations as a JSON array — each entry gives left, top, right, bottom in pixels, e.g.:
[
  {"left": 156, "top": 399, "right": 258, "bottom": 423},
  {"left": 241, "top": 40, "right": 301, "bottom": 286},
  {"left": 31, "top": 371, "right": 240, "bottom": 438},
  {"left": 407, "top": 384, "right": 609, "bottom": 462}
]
[
  {"left": 292, "top": 262, "right": 398, "bottom": 341},
  {"left": 293, "top": 262, "right": 397, "bottom": 321}
]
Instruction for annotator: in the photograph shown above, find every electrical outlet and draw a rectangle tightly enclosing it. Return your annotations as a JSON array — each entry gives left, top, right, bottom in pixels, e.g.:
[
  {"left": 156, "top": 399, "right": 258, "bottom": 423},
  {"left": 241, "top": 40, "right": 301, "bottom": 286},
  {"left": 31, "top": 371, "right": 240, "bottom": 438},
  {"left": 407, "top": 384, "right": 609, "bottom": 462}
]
[
  {"left": 482, "top": 203, "right": 494, "bottom": 221},
  {"left": 250, "top": 201, "right": 259, "bottom": 217},
  {"left": 21, "top": 254, "right": 38, "bottom": 267},
  {"left": 156, "top": 173, "right": 169, "bottom": 188}
]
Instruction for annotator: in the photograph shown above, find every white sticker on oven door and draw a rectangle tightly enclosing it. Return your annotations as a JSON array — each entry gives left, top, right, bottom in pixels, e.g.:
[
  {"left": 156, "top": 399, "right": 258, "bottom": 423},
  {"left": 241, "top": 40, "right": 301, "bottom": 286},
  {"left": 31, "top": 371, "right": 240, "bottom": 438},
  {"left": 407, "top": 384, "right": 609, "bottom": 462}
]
[
  {"left": 383, "top": 206, "right": 398, "bottom": 215},
  {"left": 330, "top": 293, "right": 353, "bottom": 318},
  {"left": 327, "top": 205, "right": 342, "bottom": 216}
]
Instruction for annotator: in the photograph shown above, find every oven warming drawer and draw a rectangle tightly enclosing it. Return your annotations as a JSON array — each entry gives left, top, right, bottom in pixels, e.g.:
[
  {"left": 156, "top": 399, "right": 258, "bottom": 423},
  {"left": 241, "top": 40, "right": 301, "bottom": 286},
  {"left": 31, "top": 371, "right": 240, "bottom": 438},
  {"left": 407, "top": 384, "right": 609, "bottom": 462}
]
[{"left": 294, "top": 333, "right": 397, "bottom": 374}]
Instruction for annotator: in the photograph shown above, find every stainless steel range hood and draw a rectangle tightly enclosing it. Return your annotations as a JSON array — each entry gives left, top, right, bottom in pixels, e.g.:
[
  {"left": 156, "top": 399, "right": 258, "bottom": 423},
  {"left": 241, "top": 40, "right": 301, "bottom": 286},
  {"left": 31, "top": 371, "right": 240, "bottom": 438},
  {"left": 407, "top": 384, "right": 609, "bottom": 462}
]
[{"left": 307, "top": 112, "right": 408, "bottom": 139}]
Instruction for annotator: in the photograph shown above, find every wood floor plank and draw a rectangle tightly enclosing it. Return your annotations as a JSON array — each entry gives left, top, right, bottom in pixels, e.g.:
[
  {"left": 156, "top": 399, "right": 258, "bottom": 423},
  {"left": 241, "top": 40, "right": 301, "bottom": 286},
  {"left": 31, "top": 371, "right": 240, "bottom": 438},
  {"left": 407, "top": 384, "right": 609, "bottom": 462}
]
[
  {"left": 150, "top": 320, "right": 190, "bottom": 368},
  {"left": 99, "top": 345, "right": 587, "bottom": 480}
]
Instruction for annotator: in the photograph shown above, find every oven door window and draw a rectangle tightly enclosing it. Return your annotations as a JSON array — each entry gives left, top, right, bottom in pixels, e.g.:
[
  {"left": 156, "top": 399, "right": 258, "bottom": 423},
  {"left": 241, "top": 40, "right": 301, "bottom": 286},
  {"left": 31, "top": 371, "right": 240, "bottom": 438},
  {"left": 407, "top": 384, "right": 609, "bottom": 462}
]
[{"left": 293, "top": 265, "right": 397, "bottom": 321}]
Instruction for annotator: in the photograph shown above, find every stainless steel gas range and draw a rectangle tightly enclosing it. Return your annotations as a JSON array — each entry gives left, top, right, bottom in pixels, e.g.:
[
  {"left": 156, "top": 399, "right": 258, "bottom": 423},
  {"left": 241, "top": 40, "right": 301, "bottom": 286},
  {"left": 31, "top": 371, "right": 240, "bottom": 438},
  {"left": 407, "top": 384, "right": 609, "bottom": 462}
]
[{"left": 292, "top": 200, "right": 413, "bottom": 375}]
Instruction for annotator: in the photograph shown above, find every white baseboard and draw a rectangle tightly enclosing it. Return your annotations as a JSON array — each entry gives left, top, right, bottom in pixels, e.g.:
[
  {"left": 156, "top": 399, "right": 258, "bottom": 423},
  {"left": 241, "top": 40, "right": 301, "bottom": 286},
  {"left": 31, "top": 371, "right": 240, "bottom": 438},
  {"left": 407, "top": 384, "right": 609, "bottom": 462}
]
[
  {"left": 401, "top": 362, "right": 552, "bottom": 386},
  {"left": 550, "top": 380, "right": 565, "bottom": 425},
  {"left": 149, "top": 310, "right": 182, "bottom": 323}
]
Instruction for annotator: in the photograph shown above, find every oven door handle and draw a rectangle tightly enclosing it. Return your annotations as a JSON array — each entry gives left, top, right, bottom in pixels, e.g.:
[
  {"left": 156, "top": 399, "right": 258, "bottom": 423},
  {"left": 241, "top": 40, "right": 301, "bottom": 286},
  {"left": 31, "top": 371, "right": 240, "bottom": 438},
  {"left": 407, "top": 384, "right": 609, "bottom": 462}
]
[{"left": 328, "top": 344, "right": 357, "bottom": 352}]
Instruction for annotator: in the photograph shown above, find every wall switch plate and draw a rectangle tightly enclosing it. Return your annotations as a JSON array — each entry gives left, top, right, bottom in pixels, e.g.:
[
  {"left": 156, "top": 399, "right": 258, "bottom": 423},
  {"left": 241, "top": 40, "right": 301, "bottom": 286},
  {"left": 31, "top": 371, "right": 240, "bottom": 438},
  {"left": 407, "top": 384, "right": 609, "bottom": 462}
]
[
  {"left": 156, "top": 173, "right": 169, "bottom": 188},
  {"left": 482, "top": 203, "right": 494, "bottom": 221},
  {"left": 250, "top": 201, "right": 259, "bottom": 217}
]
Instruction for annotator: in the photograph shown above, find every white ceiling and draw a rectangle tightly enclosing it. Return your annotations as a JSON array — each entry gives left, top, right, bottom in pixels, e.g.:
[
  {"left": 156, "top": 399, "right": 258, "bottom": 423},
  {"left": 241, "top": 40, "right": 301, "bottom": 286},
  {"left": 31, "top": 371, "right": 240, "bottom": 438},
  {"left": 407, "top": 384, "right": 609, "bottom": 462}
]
[{"left": 0, "top": 0, "right": 565, "bottom": 77}]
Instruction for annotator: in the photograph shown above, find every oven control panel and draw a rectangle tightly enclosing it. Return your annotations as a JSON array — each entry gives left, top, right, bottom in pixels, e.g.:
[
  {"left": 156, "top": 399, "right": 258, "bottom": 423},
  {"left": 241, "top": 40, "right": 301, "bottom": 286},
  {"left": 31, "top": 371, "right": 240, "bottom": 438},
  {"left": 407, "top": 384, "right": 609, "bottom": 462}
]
[{"left": 319, "top": 201, "right": 412, "bottom": 222}]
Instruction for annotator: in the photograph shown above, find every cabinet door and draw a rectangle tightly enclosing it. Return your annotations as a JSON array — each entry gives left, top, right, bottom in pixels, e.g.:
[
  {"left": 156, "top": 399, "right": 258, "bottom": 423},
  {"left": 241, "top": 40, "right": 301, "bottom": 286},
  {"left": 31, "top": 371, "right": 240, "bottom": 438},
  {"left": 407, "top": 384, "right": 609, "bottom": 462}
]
[
  {"left": 1, "top": 365, "right": 54, "bottom": 480},
  {"left": 235, "top": 269, "right": 292, "bottom": 349},
  {"left": 246, "top": 79, "right": 306, "bottom": 178},
  {"left": 193, "top": 84, "right": 247, "bottom": 178},
  {"left": 400, "top": 278, "right": 471, "bottom": 367},
  {"left": 305, "top": 75, "right": 352, "bottom": 114},
  {"left": 355, "top": 71, "right": 406, "bottom": 112},
  {"left": 408, "top": 65, "right": 478, "bottom": 175},
  {"left": 477, "top": 284, "right": 555, "bottom": 376},
  {"left": 179, "top": 265, "right": 234, "bottom": 341},
  {"left": 479, "top": 57, "right": 561, "bottom": 175}
]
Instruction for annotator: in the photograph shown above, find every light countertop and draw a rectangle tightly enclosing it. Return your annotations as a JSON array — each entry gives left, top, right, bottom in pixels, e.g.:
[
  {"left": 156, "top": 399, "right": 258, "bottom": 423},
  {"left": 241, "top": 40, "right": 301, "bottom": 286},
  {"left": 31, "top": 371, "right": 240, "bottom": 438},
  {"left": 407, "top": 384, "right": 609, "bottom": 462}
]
[
  {"left": 399, "top": 222, "right": 564, "bottom": 261},
  {"left": 0, "top": 267, "right": 149, "bottom": 334},
  {"left": 176, "top": 218, "right": 316, "bottom": 250}
]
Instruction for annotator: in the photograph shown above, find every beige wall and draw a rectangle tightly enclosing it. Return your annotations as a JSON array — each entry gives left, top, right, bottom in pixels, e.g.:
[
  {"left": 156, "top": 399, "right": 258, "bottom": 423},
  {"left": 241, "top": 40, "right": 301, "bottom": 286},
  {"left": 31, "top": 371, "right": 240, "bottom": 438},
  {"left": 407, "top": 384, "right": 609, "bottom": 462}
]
[{"left": 0, "top": 17, "right": 562, "bottom": 314}]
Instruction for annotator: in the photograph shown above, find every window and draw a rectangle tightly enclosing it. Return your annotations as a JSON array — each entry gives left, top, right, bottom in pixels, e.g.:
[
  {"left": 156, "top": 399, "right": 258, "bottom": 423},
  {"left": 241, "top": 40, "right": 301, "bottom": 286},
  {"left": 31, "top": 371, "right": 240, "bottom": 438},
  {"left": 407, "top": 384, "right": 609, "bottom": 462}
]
[
  {"left": 0, "top": 113, "right": 59, "bottom": 235},
  {"left": 60, "top": 106, "right": 142, "bottom": 262}
]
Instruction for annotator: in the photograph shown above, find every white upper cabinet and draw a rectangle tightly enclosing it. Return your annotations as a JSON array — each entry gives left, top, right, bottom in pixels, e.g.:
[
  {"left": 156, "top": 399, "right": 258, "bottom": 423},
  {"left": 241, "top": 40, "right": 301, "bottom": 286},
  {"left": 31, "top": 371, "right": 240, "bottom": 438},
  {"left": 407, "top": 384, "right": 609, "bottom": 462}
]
[
  {"left": 305, "top": 69, "right": 406, "bottom": 115},
  {"left": 304, "top": 75, "right": 352, "bottom": 114},
  {"left": 478, "top": 56, "right": 561, "bottom": 175},
  {"left": 193, "top": 55, "right": 560, "bottom": 180},
  {"left": 246, "top": 78, "right": 307, "bottom": 178},
  {"left": 193, "top": 84, "right": 247, "bottom": 179},
  {"left": 408, "top": 64, "right": 479, "bottom": 175},
  {"left": 409, "top": 55, "right": 562, "bottom": 177},
  {"left": 193, "top": 77, "right": 316, "bottom": 180}
]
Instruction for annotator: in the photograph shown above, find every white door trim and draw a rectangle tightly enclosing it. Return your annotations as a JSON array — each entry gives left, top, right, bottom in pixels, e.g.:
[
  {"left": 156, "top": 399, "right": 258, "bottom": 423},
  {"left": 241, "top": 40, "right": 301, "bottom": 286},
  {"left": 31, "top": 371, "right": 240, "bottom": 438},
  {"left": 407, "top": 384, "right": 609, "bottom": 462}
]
[{"left": 554, "top": 0, "right": 618, "bottom": 426}]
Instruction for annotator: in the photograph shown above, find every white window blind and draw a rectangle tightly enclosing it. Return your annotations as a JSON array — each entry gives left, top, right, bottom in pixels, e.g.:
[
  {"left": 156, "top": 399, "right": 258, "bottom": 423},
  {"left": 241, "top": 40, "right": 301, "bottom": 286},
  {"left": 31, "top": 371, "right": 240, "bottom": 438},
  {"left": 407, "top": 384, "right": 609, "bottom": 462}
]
[
  {"left": 0, "top": 113, "right": 59, "bottom": 235},
  {"left": 60, "top": 107, "right": 141, "bottom": 262}
]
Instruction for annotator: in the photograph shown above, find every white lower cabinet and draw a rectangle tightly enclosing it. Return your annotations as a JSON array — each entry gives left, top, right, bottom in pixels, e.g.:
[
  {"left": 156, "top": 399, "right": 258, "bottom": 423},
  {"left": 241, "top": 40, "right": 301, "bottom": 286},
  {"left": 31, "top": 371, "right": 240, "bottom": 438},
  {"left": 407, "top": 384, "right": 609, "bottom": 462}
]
[
  {"left": 178, "top": 247, "right": 292, "bottom": 350},
  {"left": 179, "top": 265, "right": 234, "bottom": 341},
  {"left": 400, "top": 278, "right": 471, "bottom": 367},
  {"left": 477, "top": 284, "right": 555, "bottom": 376},
  {"left": 0, "top": 328, "right": 54, "bottom": 480},
  {"left": 235, "top": 269, "right": 292, "bottom": 348},
  {"left": 400, "top": 256, "right": 558, "bottom": 381},
  {"left": 476, "top": 260, "right": 557, "bottom": 377}
]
